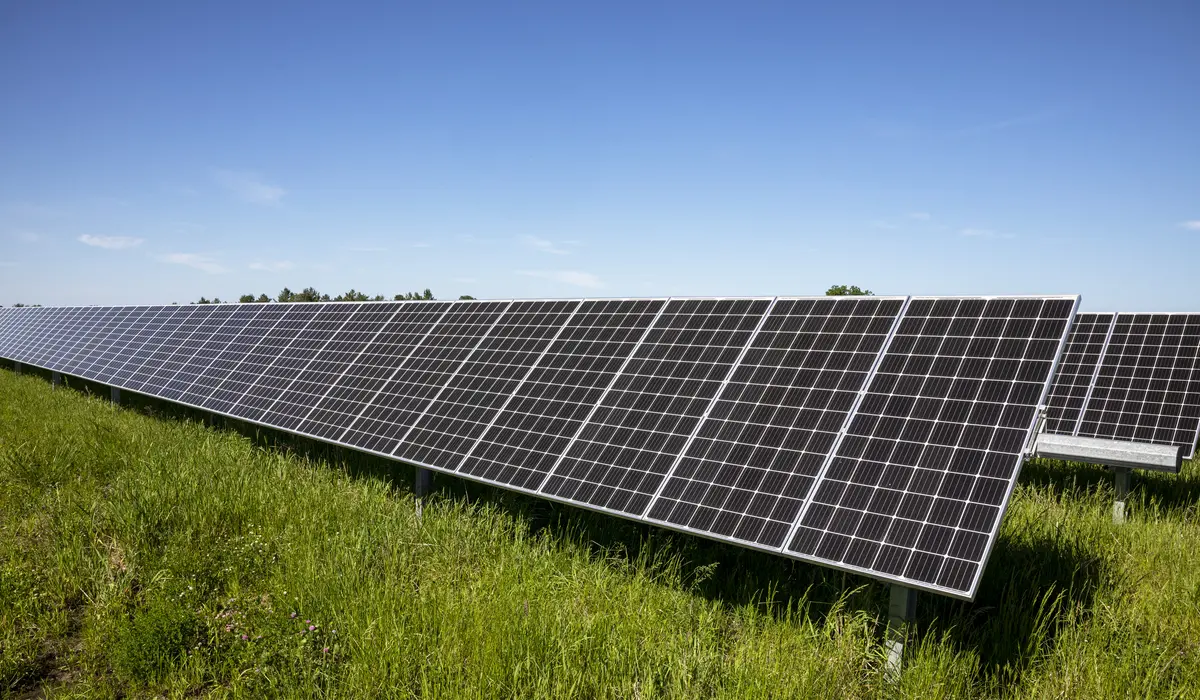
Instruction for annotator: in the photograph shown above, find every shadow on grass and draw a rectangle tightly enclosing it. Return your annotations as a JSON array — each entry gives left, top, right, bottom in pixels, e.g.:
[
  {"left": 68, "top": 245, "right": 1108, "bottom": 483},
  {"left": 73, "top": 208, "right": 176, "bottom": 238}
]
[{"left": 10, "top": 365, "right": 1111, "bottom": 683}]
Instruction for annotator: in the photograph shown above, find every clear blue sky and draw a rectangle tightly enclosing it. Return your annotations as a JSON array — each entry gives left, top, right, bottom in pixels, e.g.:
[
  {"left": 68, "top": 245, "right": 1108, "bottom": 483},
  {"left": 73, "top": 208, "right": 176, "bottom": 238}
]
[{"left": 1, "top": 1, "right": 1197, "bottom": 309}]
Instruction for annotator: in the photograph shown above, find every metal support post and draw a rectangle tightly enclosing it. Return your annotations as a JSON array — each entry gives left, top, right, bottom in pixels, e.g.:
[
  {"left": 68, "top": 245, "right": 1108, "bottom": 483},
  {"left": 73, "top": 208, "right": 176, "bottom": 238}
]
[
  {"left": 1112, "top": 466, "right": 1131, "bottom": 524},
  {"left": 885, "top": 585, "right": 917, "bottom": 677},
  {"left": 51, "top": 371, "right": 62, "bottom": 388},
  {"left": 12, "top": 361, "right": 20, "bottom": 374},
  {"left": 415, "top": 467, "right": 433, "bottom": 522},
  {"left": 110, "top": 386, "right": 121, "bottom": 404}
]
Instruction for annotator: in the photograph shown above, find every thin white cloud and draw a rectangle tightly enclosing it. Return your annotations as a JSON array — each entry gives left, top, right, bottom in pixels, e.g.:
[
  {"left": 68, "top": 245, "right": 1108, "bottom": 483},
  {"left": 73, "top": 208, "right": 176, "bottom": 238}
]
[
  {"left": 78, "top": 234, "right": 144, "bottom": 249},
  {"left": 248, "top": 260, "right": 294, "bottom": 272},
  {"left": 960, "top": 228, "right": 1014, "bottom": 240},
  {"left": 517, "top": 270, "right": 603, "bottom": 288},
  {"left": 520, "top": 234, "right": 570, "bottom": 255},
  {"left": 160, "top": 252, "right": 229, "bottom": 275},
  {"left": 213, "top": 169, "right": 285, "bottom": 205},
  {"left": 1180, "top": 220, "right": 1200, "bottom": 231}
]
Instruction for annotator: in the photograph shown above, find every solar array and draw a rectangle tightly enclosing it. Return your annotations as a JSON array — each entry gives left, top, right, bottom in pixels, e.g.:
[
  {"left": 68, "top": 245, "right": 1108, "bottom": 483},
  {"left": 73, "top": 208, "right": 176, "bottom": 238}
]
[
  {"left": 1044, "top": 313, "right": 1200, "bottom": 460},
  {"left": 0, "top": 296, "right": 1079, "bottom": 600}
]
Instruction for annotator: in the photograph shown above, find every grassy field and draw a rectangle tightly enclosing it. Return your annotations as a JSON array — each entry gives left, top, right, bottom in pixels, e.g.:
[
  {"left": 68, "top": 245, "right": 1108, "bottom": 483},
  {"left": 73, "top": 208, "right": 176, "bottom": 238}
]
[{"left": 2, "top": 367, "right": 1199, "bottom": 699}]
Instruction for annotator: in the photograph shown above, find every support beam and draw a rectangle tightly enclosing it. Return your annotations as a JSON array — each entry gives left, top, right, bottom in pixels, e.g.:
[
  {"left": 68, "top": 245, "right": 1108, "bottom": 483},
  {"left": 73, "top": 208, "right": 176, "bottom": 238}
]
[
  {"left": 12, "top": 361, "right": 20, "bottom": 374},
  {"left": 51, "top": 371, "right": 62, "bottom": 388},
  {"left": 1112, "top": 467, "right": 1132, "bottom": 524},
  {"left": 1034, "top": 433, "right": 1182, "bottom": 473},
  {"left": 885, "top": 585, "right": 917, "bottom": 677},
  {"left": 110, "top": 386, "right": 121, "bottom": 404},
  {"left": 414, "top": 467, "right": 433, "bottom": 522}
]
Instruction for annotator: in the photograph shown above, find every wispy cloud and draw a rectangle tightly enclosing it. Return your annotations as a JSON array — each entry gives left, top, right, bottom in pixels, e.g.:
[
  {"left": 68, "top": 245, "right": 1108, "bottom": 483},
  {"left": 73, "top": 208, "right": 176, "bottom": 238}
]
[
  {"left": 517, "top": 270, "right": 603, "bottom": 288},
  {"left": 160, "top": 252, "right": 229, "bottom": 274},
  {"left": 213, "top": 169, "right": 285, "bottom": 205},
  {"left": 952, "top": 109, "right": 1063, "bottom": 137},
  {"left": 248, "top": 260, "right": 294, "bottom": 272},
  {"left": 960, "top": 228, "right": 1014, "bottom": 240},
  {"left": 78, "top": 234, "right": 144, "bottom": 249},
  {"left": 520, "top": 234, "right": 571, "bottom": 255},
  {"left": 1180, "top": 220, "right": 1200, "bottom": 231}
]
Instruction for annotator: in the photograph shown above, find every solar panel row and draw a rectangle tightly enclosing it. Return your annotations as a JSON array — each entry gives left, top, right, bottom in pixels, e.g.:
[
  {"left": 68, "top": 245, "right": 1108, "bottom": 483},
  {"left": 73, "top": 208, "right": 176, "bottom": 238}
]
[
  {"left": 0, "top": 296, "right": 1078, "bottom": 600},
  {"left": 1044, "top": 313, "right": 1200, "bottom": 460}
]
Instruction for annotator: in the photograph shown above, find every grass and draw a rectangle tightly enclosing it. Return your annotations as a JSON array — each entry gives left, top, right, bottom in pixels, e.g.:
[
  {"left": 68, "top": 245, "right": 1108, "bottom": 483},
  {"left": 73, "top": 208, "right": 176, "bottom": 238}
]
[{"left": 1, "top": 367, "right": 1199, "bottom": 698}]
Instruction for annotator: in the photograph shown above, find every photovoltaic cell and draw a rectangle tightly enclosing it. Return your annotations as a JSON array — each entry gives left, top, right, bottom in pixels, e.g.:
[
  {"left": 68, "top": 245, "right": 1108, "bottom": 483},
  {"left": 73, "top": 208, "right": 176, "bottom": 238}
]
[
  {"left": 395, "top": 299, "right": 579, "bottom": 470},
  {"left": 229, "top": 303, "right": 363, "bottom": 422},
  {"left": 457, "top": 299, "right": 666, "bottom": 491},
  {"left": 295, "top": 302, "right": 451, "bottom": 441},
  {"left": 16, "top": 307, "right": 68, "bottom": 367},
  {"left": 109, "top": 306, "right": 191, "bottom": 386},
  {"left": 539, "top": 298, "right": 773, "bottom": 517},
  {"left": 27, "top": 307, "right": 84, "bottom": 369},
  {"left": 1077, "top": 313, "right": 1200, "bottom": 458},
  {"left": 201, "top": 305, "right": 321, "bottom": 414},
  {"left": 1042, "top": 312, "right": 1115, "bottom": 436},
  {"left": 82, "top": 307, "right": 157, "bottom": 382},
  {"left": 146, "top": 305, "right": 241, "bottom": 399},
  {"left": 785, "top": 296, "right": 1077, "bottom": 597},
  {"left": 57, "top": 307, "right": 121, "bottom": 375},
  {"left": 125, "top": 305, "right": 220, "bottom": 393},
  {"left": 264, "top": 303, "right": 406, "bottom": 432},
  {"left": 646, "top": 297, "right": 905, "bottom": 549},
  {"left": 169, "top": 304, "right": 274, "bottom": 405},
  {"left": 340, "top": 301, "right": 509, "bottom": 455}
]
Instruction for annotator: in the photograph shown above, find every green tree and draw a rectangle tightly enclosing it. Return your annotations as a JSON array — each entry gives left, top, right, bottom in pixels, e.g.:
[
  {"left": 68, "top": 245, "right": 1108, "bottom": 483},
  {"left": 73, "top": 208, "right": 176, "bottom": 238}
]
[
  {"left": 277, "top": 287, "right": 294, "bottom": 303},
  {"left": 256, "top": 293, "right": 270, "bottom": 303},
  {"left": 825, "top": 284, "right": 874, "bottom": 296},
  {"left": 238, "top": 294, "right": 256, "bottom": 303},
  {"left": 393, "top": 289, "right": 437, "bottom": 301},
  {"left": 372, "top": 294, "right": 385, "bottom": 301},
  {"left": 458, "top": 295, "right": 476, "bottom": 300},
  {"left": 334, "top": 289, "right": 370, "bottom": 302},
  {"left": 194, "top": 297, "right": 212, "bottom": 305}
]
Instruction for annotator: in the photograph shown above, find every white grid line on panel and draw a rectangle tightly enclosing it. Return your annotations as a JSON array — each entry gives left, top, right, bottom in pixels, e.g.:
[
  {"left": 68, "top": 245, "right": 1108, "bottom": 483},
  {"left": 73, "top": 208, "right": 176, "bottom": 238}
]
[
  {"left": 223, "top": 304, "right": 351, "bottom": 415},
  {"left": 45, "top": 308, "right": 107, "bottom": 370},
  {"left": 21, "top": 307, "right": 77, "bottom": 367},
  {"left": 776, "top": 296, "right": 912, "bottom": 555},
  {"left": 0, "top": 307, "right": 42, "bottom": 359},
  {"left": 77, "top": 306, "right": 157, "bottom": 379},
  {"left": 534, "top": 298, "right": 675, "bottom": 491},
  {"left": 140, "top": 305, "right": 258, "bottom": 394},
  {"left": 106, "top": 306, "right": 194, "bottom": 383},
  {"left": 387, "top": 301, "right": 517, "bottom": 456},
  {"left": 537, "top": 298, "right": 776, "bottom": 514},
  {"left": 643, "top": 297, "right": 910, "bottom": 548},
  {"left": 87, "top": 306, "right": 172, "bottom": 379},
  {"left": 448, "top": 301, "right": 584, "bottom": 472},
  {"left": 173, "top": 304, "right": 282, "bottom": 403},
  {"left": 333, "top": 301, "right": 463, "bottom": 443},
  {"left": 256, "top": 304, "right": 380, "bottom": 419},
  {"left": 1045, "top": 312, "right": 1115, "bottom": 437},
  {"left": 641, "top": 297, "right": 781, "bottom": 516},
  {"left": 11, "top": 308, "right": 64, "bottom": 364},
  {"left": 45, "top": 307, "right": 108, "bottom": 370},
  {"left": 966, "top": 294, "right": 1080, "bottom": 596},
  {"left": 126, "top": 305, "right": 218, "bottom": 391},
  {"left": 278, "top": 303, "right": 417, "bottom": 430}
]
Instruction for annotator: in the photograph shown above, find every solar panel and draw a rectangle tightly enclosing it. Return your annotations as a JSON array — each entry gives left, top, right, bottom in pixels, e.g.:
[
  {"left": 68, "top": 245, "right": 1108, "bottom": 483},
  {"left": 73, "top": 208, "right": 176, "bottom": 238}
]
[
  {"left": 7, "top": 306, "right": 59, "bottom": 364},
  {"left": 109, "top": 306, "right": 190, "bottom": 386},
  {"left": 200, "top": 304, "right": 321, "bottom": 413},
  {"left": 457, "top": 298, "right": 667, "bottom": 491},
  {"left": 19, "top": 307, "right": 74, "bottom": 368},
  {"left": 539, "top": 298, "right": 774, "bottom": 517},
  {"left": 124, "top": 305, "right": 215, "bottom": 393},
  {"left": 645, "top": 297, "right": 906, "bottom": 550},
  {"left": 339, "top": 301, "right": 510, "bottom": 454},
  {"left": 1077, "top": 313, "right": 1200, "bottom": 458},
  {"left": 58, "top": 307, "right": 127, "bottom": 376},
  {"left": 40, "top": 307, "right": 102, "bottom": 371},
  {"left": 166, "top": 304, "right": 275, "bottom": 404},
  {"left": 80, "top": 306, "right": 158, "bottom": 382},
  {"left": 234, "top": 303, "right": 366, "bottom": 424},
  {"left": 295, "top": 302, "right": 452, "bottom": 441},
  {"left": 1043, "top": 313, "right": 1115, "bottom": 436},
  {"left": 784, "top": 296, "right": 1077, "bottom": 597},
  {"left": 142, "top": 305, "right": 240, "bottom": 399},
  {"left": 394, "top": 299, "right": 580, "bottom": 470}
]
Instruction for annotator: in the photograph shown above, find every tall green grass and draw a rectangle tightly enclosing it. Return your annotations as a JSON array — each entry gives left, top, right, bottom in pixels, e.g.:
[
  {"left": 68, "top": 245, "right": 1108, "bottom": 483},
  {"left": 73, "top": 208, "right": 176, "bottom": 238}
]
[{"left": 1, "top": 367, "right": 1198, "bottom": 698}]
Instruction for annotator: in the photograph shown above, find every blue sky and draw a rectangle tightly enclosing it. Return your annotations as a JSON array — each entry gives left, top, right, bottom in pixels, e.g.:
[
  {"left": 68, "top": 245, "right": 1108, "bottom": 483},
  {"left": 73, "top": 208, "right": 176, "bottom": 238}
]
[{"left": 0, "top": 1, "right": 1197, "bottom": 309}]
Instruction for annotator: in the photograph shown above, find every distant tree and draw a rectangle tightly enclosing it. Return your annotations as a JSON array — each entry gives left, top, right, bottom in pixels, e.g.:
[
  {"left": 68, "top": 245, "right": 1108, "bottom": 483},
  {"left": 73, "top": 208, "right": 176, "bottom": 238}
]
[
  {"left": 334, "top": 289, "right": 370, "bottom": 302},
  {"left": 292, "top": 287, "right": 323, "bottom": 302},
  {"left": 13, "top": 303, "right": 26, "bottom": 307},
  {"left": 239, "top": 294, "right": 256, "bottom": 303},
  {"left": 393, "top": 288, "right": 436, "bottom": 301},
  {"left": 825, "top": 284, "right": 874, "bottom": 296},
  {"left": 372, "top": 294, "right": 385, "bottom": 301},
  {"left": 212, "top": 297, "right": 222, "bottom": 304},
  {"left": 458, "top": 295, "right": 476, "bottom": 300},
  {"left": 277, "top": 287, "right": 294, "bottom": 303},
  {"left": 195, "top": 297, "right": 212, "bottom": 304},
  {"left": 256, "top": 293, "right": 270, "bottom": 303}
]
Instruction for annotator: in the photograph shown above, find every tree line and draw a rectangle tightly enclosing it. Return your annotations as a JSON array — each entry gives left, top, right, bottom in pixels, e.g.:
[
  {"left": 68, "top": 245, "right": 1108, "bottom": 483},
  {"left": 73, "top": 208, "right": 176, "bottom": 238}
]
[{"left": 193, "top": 287, "right": 476, "bottom": 304}]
